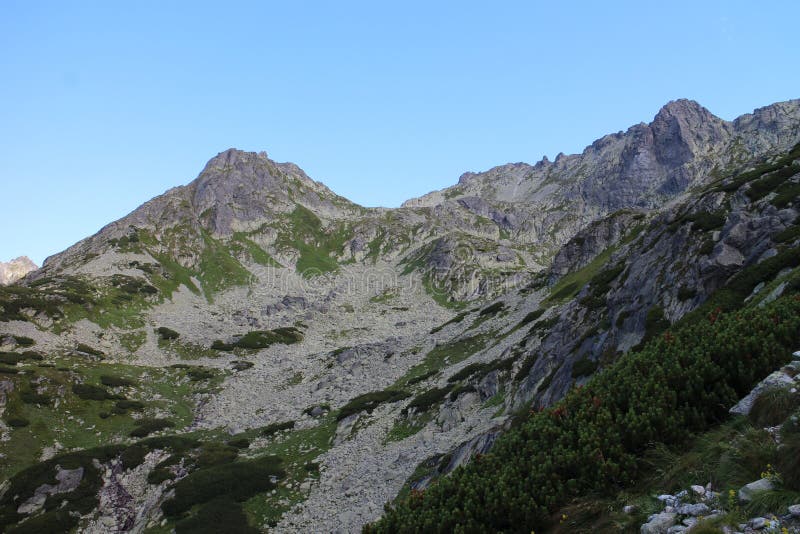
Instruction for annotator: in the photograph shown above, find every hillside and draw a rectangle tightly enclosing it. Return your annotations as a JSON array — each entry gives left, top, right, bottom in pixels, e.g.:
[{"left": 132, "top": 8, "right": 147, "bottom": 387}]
[{"left": 0, "top": 98, "right": 798, "bottom": 533}]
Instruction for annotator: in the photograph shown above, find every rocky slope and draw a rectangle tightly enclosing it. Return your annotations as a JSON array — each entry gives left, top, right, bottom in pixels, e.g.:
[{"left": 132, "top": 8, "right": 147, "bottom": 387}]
[
  {"left": 0, "top": 256, "right": 37, "bottom": 285},
  {"left": 0, "top": 98, "right": 798, "bottom": 533}
]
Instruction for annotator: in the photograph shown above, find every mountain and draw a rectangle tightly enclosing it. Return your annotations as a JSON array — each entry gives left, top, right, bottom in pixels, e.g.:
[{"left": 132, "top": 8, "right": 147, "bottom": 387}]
[
  {"left": 0, "top": 98, "right": 798, "bottom": 533},
  {"left": 0, "top": 256, "right": 37, "bottom": 285}
]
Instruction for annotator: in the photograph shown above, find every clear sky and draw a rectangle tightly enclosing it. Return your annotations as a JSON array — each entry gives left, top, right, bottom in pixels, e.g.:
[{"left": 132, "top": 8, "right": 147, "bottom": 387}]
[{"left": 1, "top": 1, "right": 798, "bottom": 266}]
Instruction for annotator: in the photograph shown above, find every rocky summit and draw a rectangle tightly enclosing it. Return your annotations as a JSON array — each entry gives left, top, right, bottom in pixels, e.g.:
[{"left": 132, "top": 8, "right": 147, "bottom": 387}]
[
  {"left": 1, "top": 98, "right": 800, "bottom": 533},
  {"left": 0, "top": 256, "right": 37, "bottom": 286}
]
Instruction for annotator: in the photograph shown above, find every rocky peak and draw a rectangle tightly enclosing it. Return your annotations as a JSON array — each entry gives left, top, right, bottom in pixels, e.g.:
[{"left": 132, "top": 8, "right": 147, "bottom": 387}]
[{"left": 0, "top": 256, "right": 38, "bottom": 285}]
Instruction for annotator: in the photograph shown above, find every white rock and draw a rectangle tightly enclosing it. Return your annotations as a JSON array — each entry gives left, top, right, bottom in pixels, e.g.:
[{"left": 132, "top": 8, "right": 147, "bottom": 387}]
[
  {"left": 788, "top": 504, "right": 800, "bottom": 517},
  {"left": 749, "top": 516, "right": 768, "bottom": 529},
  {"left": 641, "top": 512, "right": 677, "bottom": 534},
  {"left": 738, "top": 478, "right": 774, "bottom": 502},
  {"left": 691, "top": 484, "right": 706, "bottom": 496}
]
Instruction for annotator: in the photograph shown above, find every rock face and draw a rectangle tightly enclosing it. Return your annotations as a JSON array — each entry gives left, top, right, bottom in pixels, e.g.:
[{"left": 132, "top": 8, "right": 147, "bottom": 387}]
[{"left": 0, "top": 256, "right": 37, "bottom": 285}]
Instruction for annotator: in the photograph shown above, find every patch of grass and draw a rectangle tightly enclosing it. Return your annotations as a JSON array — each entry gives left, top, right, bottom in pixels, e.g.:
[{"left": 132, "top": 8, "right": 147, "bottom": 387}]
[
  {"left": 749, "top": 386, "right": 800, "bottom": 427},
  {"left": 397, "top": 333, "right": 491, "bottom": 386},
  {"left": 212, "top": 327, "right": 304, "bottom": 351},
  {"left": 100, "top": 374, "right": 136, "bottom": 387}
]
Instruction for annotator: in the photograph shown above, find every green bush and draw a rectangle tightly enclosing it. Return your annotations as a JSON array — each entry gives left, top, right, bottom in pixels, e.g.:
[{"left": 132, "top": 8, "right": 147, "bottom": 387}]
[
  {"left": 156, "top": 327, "right": 180, "bottom": 340},
  {"left": 519, "top": 309, "right": 546, "bottom": 326},
  {"left": 161, "top": 456, "right": 284, "bottom": 517},
  {"left": 100, "top": 374, "right": 136, "bottom": 387},
  {"left": 196, "top": 443, "right": 238, "bottom": 468},
  {"left": 71, "top": 383, "right": 120, "bottom": 401},
  {"left": 479, "top": 302, "right": 506, "bottom": 316},
  {"left": 749, "top": 386, "right": 800, "bottom": 427},
  {"left": 403, "top": 386, "right": 453, "bottom": 415},
  {"left": 337, "top": 389, "right": 411, "bottom": 421},
  {"left": 777, "top": 433, "right": 800, "bottom": 490},
  {"left": 75, "top": 343, "right": 104, "bottom": 357},
  {"left": 227, "top": 438, "right": 250, "bottom": 449},
  {"left": 6, "top": 417, "right": 30, "bottom": 428},
  {"left": 129, "top": 418, "right": 174, "bottom": 438},
  {"left": 774, "top": 224, "right": 800, "bottom": 244},
  {"left": 678, "top": 286, "right": 697, "bottom": 301},
  {"left": 261, "top": 420, "right": 296, "bottom": 437},
  {"left": 113, "top": 399, "right": 145, "bottom": 414},
  {"left": 571, "top": 357, "right": 598, "bottom": 378},
  {"left": 367, "top": 296, "right": 800, "bottom": 533},
  {"left": 174, "top": 496, "right": 259, "bottom": 534}
]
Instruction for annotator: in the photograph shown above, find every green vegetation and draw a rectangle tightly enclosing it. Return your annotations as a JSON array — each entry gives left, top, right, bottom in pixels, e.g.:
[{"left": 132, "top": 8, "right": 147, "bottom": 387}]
[
  {"left": 261, "top": 420, "right": 296, "bottom": 437},
  {"left": 231, "top": 232, "right": 282, "bottom": 267},
  {"left": 367, "top": 294, "right": 800, "bottom": 532},
  {"left": 274, "top": 205, "right": 351, "bottom": 277},
  {"left": 748, "top": 386, "right": 800, "bottom": 427},
  {"left": 211, "top": 327, "right": 303, "bottom": 351},
  {"left": 571, "top": 356, "right": 598, "bottom": 378},
  {"left": 430, "top": 312, "right": 468, "bottom": 334},
  {"left": 129, "top": 418, "right": 175, "bottom": 437},
  {"left": 402, "top": 386, "right": 453, "bottom": 415},
  {"left": 337, "top": 389, "right": 411, "bottom": 421},
  {"left": 397, "top": 333, "right": 491, "bottom": 386},
  {"left": 197, "top": 230, "right": 252, "bottom": 299},
  {"left": 156, "top": 326, "right": 180, "bottom": 341}
]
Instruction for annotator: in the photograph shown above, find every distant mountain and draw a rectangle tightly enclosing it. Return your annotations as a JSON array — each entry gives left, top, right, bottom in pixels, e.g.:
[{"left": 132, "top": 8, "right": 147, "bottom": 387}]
[{"left": 0, "top": 256, "right": 37, "bottom": 285}]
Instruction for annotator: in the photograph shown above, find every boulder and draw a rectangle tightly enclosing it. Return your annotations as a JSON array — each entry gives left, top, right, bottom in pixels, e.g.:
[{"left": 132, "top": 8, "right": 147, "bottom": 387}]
[
  {"left": 641, "top": 512, "right": 677, "bottom": 534},
  {"left": 738, "top": 478, "right": 774, "bottom": 502}
]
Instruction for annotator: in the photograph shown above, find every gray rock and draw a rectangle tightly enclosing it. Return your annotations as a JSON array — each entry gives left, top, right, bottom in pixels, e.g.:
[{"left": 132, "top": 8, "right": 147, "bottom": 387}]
[
  {"left": 738, "top": 478, "right": 774, "bottom": 502},
  {"left": 730, "top": 371, "right": 795, "bottom": 416},
  {"left": 788, "top": 504, "right": 800, "bottom": 517},
  {"left": 749, "top": 517, "right": 768, "bottom": 529},
  {"left": 675, "top": 503, "right": 709, "bottom": 516},
  {"left": 641, "top": 512, "right": 677, "bottom": 534}
]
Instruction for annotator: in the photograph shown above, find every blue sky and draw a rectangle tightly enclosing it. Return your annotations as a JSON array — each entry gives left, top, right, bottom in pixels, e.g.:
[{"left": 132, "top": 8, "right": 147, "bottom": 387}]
[{"left": 1, "top": 1, "right": 798, "bottom": 265}]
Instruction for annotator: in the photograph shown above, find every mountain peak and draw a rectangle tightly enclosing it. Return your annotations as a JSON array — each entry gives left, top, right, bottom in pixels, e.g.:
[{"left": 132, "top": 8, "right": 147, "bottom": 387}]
[{"left": 0, "top": 256, "right": 38, "bottom": 285}]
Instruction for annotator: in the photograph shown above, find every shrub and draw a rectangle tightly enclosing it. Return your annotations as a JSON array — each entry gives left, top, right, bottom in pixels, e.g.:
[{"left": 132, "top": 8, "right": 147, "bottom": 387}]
[
  {"left": 112, "top": 399, "right": 145, "bottom": 414},
  {"left": 479, "top": 302, "right": 506, "bottom": 316},
  {"left": 174, "top": 496, "right": 259, "bottom": 534},
  {"left": 367, "top": 295, "right": 800, "bottom": 533},
  {"left": 749, "top": 386, "right": 800, "bottom": 427},
  {"left": 75, "top": 343, "right": 104, "bottom": 357},
  {"left": 406, "top": 370, "right": 438, "bottom": 386},
  {"left": 774, "top": 224, "right": 800, "bottom": 244},
  {"left": 678, "top": 286, "right": 697, "bottom": 301},
  {"left": 227, "top": 438, "right": 250, "bottom": 449},
  {"left": 187, "top": 368, "right": 215, "bottom": 381},
  {"left": 129, "top": 418, "right": 174, "bottom": 438},
  {"left": 571, "top": 357, "right": 598, "bottom": 378},
  {"left": 403, "top": 386, "right": 453, "bottom": 415},
  {"left": 519, "top": 309, "right": 546, "bottom": 327},
  {"left": 230, "top": 360, "right": 253, "bottom": 371},
  {"left": 161, "top": 456, "right": 284, "bottom": 517},
  {"left": 71, "top": 383, "right": 119, "bottom": 401},
  {"left": 100, "top": 374, "right": 136, "bottom": 387},
  {"left": 777, "top": 433, "right": 800, "bottom": 490},
  {"left": 337, "top": 390, "right": 411, "bottom": 421},
  {"left": 261, "top": 420, "right": 295, "bottom": 437},
  {"left": 196, "top": 443, "right": 238, "bottom": 468},
  {"left": 12, "top": 336, "right": 35, "bottom": 347},
  {"left": 156, "top": 327, "right": 180, "bottom": 341},
  {"left": 6, "top": 417, "right": 30, "bottom": 428}
]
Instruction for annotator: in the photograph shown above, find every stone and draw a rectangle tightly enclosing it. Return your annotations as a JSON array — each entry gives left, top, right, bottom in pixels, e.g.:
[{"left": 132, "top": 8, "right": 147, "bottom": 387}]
[
  {"left": 675, "top": 503, "right": 709, "bottom": 516},
  {"left": 738, "top": 478, "right": 774, "bottom": 502},
  {"left": 730, "top": 371, "right": 795, "bottom": 416},
  {"left": 690, "top": 484, "right": 706, "bottom": 496},
  {"left": 749, "top": 517, "right": 768, "bottom": 529},
  {"left": 641, "top": 512, "right": 677, "bottom": 534},
  {"left": 788, "top": 504, "right": 800, "bottom": 517},
  {"left": 624, "top": 505, "right": 638, "bottom": 514}
]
